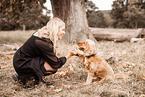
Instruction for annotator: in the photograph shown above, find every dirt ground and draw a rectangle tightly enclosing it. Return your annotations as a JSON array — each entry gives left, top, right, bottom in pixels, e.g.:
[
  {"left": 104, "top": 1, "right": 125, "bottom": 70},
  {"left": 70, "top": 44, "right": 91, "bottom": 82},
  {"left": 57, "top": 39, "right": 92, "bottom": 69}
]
[{"left": 0, "top": 30, "right": 145, "bottom": 97}]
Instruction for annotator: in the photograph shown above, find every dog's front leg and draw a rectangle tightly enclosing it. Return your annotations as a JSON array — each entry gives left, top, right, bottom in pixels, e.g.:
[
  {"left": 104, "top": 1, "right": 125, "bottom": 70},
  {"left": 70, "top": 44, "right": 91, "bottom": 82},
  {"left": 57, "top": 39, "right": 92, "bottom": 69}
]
[
  {"left": 85, "top": 72, "right": 94, "bottom": 85},
  {"left": 66, "top": 50, "right": 79, "bottom": 60}
]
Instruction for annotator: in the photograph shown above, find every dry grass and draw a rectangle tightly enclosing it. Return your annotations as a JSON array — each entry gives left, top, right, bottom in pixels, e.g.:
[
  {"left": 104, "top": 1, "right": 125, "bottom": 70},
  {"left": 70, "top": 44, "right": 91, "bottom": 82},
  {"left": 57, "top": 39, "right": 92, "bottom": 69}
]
[
  {"left": 0, "top": 30, "right": 145, "bottom": 97},
  {"left": 0, "top": 30, "right": 34, "bottom": 45}
]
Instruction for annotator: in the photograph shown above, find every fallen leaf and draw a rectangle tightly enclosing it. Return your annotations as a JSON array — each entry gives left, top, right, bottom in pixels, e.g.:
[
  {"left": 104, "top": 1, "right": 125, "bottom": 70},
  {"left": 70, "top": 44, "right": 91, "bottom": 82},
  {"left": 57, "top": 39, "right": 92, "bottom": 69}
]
[
  {"left": 56, "top": 71, "right": 69, "bottom": 77},
  {"left": 54, "top": 89, "right": 62, "bottom": 93}
]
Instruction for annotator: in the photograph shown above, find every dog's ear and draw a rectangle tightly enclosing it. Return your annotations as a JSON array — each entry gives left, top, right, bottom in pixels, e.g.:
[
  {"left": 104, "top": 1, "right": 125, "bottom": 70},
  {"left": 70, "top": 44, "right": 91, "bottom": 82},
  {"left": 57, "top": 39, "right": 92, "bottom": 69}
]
[{"left": 84, "top": 41, "right": 96, "bottom": 56}]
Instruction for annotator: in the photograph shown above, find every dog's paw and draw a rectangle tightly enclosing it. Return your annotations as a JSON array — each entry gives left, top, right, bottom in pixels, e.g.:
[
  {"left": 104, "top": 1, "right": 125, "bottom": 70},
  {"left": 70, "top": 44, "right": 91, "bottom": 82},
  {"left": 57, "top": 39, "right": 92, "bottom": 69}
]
[
  {"left": 70, "top": 50, "right": 78, "bottom": 55},
  {"left": 77, "top": 50, "right": 84, "bottom": 55},
  {"left": 83, "top": 83, "right": 89, "bottom": 86},
  {"left": 84, "top": 82, "right": 91, "bottom": 85}
]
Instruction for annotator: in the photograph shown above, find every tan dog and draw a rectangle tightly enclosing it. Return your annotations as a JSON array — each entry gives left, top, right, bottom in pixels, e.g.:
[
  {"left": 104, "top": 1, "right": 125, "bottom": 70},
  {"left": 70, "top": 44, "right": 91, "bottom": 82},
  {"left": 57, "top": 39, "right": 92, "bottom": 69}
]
[{"left": 71, "top": 39, "right": 114, "bottom": 84}]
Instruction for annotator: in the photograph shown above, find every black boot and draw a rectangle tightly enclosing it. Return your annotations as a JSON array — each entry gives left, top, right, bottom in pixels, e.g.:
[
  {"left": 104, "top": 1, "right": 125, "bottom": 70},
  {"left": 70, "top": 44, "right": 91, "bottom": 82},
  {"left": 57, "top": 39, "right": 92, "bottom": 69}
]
[
  {"left": 41, "top": 70, "right": 57, "bottom": 86},
  {"left": 41, "top": 77, "right": 53, "bottom": 86},
  {"left": 33, "top": 75, "right": 40, "bottom": 85},
  {"left": 12, "top": 74, "right": 41, "bottom": 88},
  {"left": 12, "top": 74, "right": 19, "bottom": 83},
  {"left": 12, "top": 74, "right": 27, "bottom": 85}
]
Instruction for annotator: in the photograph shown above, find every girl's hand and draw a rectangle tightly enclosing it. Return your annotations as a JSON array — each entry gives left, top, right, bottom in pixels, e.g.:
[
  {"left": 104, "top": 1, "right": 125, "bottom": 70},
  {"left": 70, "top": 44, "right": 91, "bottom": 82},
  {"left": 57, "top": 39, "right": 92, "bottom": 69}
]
[{"left": 65, "top": 50, "right": 78, "bottom": 60}]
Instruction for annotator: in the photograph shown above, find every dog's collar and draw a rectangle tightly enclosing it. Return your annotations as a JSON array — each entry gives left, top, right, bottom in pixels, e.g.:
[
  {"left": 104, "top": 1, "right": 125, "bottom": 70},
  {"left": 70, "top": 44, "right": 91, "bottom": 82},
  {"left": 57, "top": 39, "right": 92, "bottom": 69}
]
[{"left": 85, "top": 54, "right": 96, "bottom": 58}]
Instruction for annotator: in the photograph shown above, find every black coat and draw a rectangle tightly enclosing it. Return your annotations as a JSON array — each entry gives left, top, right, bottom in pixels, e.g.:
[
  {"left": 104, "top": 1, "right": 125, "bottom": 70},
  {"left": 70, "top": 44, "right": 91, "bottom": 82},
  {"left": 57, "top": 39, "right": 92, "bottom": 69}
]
[{"left": 13, "top": 35, "right": 66, "bottom": 79}]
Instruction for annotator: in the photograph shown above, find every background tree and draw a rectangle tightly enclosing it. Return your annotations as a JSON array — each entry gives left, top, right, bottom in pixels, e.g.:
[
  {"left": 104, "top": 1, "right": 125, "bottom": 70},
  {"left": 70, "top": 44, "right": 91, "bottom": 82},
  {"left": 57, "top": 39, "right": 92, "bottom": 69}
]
[
  {"left": 19, "top": 3, "right": 50, "bottom": 30},
  {"left": 123, "top": 5, "right": 145, "bottom": 28},
  {"left": 0, "top": 0, "right": 49, "bottom": 30},
  {"left": 50, "top": 0, "right": 96, "bottom": 43},
  {"left": 85, "top": 1, "right": 108, "bottom": 28},
  {"left": 110, "top": 0, "right": 145, "bottom": 28},
  {"left": 110, "top": 0, "right": 128, "bottom": 28}
]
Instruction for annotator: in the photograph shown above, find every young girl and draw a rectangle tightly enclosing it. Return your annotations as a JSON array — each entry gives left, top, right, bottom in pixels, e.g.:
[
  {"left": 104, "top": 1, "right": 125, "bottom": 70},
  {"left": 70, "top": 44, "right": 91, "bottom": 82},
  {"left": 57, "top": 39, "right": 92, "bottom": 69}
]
[{"left": 12, "top": 17, "right": 72, "bottom": 87}]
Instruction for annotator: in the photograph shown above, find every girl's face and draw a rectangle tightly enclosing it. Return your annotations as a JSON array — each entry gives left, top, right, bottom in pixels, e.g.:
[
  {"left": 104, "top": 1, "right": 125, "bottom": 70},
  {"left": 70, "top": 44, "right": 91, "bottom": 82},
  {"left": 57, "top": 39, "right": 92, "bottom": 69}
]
[{"left": 57, "top": 26, "right": 65, "bottom": 40}]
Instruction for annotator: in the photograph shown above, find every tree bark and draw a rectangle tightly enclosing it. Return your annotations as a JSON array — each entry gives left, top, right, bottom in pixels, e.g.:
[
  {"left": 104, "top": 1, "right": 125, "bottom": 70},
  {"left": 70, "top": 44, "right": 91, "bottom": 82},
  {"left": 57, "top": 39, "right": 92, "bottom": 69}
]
[
  {"left": 51, "top": 0, "right": 96, "bottom": 43},
  {"left": 91, "top": 28, "right": 144, "bottom": 42}
]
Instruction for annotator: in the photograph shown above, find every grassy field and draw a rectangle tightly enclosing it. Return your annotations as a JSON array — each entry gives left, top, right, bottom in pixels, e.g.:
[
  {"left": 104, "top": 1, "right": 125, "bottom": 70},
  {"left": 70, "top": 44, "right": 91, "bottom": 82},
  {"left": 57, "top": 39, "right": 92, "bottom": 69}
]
[{"left": 0, "top": 30, "right": 145, "bottom": 97}]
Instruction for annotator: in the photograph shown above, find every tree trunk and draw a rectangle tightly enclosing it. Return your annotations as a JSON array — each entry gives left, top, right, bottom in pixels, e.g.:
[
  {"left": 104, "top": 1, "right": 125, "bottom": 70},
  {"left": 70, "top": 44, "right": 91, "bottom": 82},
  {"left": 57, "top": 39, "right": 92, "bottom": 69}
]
[
  {"left": 50, "top": 0, "right": 96, "bottom": 43},
  {"left": 91, "top": 28, "right": 144, "bottom": 42}
]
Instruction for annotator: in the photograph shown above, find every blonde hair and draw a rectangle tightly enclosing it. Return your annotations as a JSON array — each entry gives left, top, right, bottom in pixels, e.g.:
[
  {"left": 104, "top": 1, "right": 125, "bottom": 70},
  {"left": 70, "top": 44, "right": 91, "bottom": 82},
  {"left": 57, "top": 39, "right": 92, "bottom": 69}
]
[{"left": 34, "top": 17, "right": 65, "bottom": 48}]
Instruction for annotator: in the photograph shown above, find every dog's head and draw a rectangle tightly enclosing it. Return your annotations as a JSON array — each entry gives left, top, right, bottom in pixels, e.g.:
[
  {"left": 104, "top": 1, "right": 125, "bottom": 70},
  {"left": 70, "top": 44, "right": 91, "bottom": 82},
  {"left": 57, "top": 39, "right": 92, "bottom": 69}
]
[{"left": 77, "top": 39, "right": 96, "bottom": 56}]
